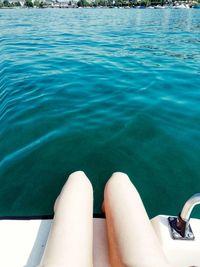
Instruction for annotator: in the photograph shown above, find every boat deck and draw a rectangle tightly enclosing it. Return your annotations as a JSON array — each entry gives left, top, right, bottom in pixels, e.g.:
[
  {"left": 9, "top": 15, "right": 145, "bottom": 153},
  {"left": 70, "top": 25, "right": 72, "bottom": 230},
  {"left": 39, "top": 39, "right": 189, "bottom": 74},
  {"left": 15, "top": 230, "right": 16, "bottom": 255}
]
[{"left": 0, "top": 218, "right": 110, "bottom": 267}]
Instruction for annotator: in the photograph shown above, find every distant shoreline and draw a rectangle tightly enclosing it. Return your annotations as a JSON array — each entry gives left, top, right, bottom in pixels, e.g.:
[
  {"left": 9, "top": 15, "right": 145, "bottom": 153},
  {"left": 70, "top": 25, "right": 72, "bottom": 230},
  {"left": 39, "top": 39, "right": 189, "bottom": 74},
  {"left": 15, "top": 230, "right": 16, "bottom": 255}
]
[
  {"left": 0, "top": 0, "right": 200, "bottom": 10},
  {"left": 0, "top": 5, "right": 200, "bottom": 9}
]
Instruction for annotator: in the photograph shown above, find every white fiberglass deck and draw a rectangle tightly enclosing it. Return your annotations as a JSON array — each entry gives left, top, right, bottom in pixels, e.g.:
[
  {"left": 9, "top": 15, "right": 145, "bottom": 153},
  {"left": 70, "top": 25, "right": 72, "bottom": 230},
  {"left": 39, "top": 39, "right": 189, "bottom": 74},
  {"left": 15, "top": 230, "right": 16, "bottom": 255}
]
[
  {"left": 1, "top": 216, "right": 200, "bottom": 267},
  {"left": 0, "top": 218, "right": 110, "bottom": 267}
]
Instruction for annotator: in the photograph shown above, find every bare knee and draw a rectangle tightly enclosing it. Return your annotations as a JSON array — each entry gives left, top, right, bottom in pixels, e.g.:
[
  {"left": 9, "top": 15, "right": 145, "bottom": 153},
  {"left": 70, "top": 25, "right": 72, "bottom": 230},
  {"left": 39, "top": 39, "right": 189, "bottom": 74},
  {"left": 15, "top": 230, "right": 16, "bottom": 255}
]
[
  {"left": 67, "top": 171, "right": 93, "bottom": 189},
  {"left": 105, "top": 172, "right": 130, "bottom": 193},
  {"left": 54, "top": 171, "right": 93, "bottom": 212}
]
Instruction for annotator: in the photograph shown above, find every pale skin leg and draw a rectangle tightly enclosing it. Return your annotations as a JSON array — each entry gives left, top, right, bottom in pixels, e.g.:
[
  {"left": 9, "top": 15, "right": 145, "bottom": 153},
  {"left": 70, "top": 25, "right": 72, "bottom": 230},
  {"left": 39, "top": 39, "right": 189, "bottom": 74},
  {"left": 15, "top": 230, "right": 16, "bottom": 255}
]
[
  {"left": 104, "top": 172, "right": 174, "bottom": 267},
  {"left": 38, "top": 171, "right": 93, "bottom": 267}
]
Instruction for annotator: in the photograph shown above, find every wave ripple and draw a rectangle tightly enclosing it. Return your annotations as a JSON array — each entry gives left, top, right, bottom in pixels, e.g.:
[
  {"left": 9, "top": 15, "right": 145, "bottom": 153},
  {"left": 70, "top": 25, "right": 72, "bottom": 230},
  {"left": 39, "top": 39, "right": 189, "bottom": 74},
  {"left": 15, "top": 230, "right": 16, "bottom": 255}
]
[{"left": 0, "top": 8, "right": 200, "bottom": 217}]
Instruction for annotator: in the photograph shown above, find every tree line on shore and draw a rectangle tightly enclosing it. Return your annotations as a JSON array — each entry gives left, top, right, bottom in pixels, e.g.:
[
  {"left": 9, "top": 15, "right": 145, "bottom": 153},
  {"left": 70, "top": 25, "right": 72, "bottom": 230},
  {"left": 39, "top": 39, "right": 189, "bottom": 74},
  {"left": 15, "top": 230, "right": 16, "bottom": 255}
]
[
  {"left": 0, "top": 0, "right": 45, "bottom": 7},
  {"left": 77, "top": 0, "right": 199, "bottom": 7},
  {"left": 0, "top": 0, "right": 199, "bottom": 8}
]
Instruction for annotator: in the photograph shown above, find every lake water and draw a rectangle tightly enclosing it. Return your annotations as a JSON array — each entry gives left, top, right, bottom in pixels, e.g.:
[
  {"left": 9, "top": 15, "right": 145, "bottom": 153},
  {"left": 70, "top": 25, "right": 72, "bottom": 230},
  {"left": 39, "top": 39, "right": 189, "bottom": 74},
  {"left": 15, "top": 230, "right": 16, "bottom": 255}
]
[{"left": 0, "top": 8, "right": 200, "bottom": 218}]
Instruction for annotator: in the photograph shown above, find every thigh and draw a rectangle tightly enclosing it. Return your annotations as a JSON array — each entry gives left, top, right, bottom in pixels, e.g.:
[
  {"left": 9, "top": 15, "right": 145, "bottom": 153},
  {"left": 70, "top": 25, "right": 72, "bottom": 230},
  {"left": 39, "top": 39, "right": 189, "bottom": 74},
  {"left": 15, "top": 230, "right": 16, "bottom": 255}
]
[
  {"left": 104, "top": 172, "right": 172, "bottom": 267},
  {"left": 38, "top": 171, "right": 93, "bottom": 267}
]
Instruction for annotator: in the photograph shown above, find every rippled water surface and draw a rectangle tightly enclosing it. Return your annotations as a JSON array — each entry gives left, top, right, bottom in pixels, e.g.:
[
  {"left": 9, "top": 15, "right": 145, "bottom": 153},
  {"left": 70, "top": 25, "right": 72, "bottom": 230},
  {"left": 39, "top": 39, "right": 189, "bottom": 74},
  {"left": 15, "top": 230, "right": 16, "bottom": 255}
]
[{"left": 0, "top": 8, "right": 200, "bottom": 217}]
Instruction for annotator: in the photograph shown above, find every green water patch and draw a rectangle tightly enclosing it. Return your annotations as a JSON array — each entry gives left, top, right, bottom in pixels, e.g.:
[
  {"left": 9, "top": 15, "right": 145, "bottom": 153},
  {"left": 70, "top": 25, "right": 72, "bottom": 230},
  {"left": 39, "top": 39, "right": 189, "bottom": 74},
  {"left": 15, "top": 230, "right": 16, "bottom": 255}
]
[
  {"left": 1, "top": 113, "right": 200, "bottom": 218},
  {"left": 1, "top": 8, "right": 200, "bottom": 219}
]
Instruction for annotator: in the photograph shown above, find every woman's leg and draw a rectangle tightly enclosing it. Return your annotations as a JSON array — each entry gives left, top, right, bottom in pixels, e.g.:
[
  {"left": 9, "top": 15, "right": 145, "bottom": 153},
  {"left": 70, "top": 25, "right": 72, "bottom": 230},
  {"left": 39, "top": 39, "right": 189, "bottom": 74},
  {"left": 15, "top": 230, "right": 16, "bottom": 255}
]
[
  {"left": 104, "top": 172, "right": 173, "bottom": 267},
  {"left": 38, "top": 171, "right": 93, "bottom": 267}
]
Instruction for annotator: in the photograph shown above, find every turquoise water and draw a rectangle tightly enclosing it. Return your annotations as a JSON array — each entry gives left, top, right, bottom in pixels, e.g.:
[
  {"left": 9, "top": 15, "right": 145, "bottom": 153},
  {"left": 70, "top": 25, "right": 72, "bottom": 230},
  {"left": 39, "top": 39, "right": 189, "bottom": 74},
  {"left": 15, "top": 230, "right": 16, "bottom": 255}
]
[{"left": 0, "top": 8, "right": 200, "bottom": 218}]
